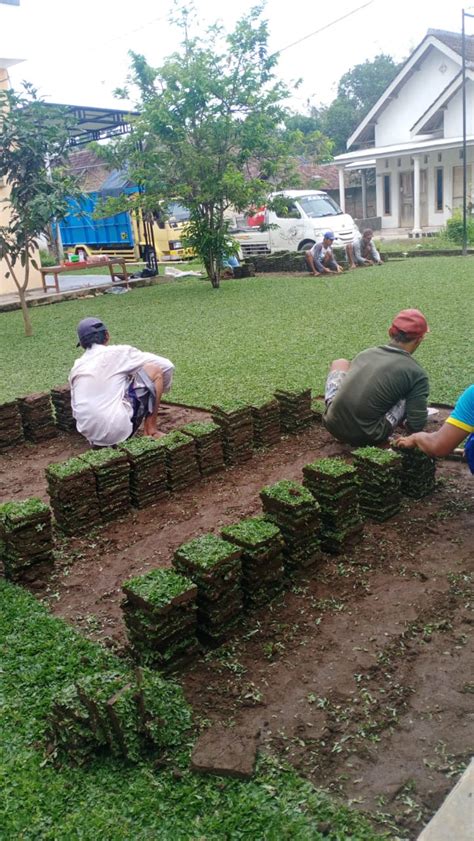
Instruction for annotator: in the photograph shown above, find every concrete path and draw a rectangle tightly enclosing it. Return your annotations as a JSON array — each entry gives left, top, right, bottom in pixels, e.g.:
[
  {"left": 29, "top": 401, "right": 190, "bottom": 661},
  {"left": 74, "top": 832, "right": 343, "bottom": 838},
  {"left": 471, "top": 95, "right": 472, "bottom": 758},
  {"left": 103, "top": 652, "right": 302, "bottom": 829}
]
[
  {"left": 417, "top": 759, "right": 473, "bottom": 840},
  {"left": 0, "top": 275, "right": 160, "bottom": 312}
]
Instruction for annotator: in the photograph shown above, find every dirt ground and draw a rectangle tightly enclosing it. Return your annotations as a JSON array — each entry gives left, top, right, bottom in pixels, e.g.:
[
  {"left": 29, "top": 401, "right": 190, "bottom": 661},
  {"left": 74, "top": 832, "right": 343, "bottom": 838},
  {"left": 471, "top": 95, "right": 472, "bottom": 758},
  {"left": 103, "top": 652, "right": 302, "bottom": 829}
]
[{"left": 1, "top": 405, "right": 472, "bottom": 840}]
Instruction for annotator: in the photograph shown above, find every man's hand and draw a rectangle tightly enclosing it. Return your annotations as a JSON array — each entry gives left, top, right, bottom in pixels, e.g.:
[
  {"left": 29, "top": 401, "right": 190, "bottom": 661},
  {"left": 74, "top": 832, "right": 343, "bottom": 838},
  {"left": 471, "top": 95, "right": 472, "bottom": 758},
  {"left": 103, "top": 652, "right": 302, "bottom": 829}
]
[{"left": 393, "top": 434, "right": 417, "bottom": 449}]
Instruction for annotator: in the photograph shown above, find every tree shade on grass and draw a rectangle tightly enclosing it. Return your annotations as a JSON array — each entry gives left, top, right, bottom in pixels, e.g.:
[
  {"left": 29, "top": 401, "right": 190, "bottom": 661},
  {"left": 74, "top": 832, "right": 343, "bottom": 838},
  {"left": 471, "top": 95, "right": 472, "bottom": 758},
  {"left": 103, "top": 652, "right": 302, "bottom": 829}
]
[
  {"left": 1, "top": 257, "right": 471, "bottom": 406},
  {"left": 0, "top": 580, "right": 386, "bottom": 840}
]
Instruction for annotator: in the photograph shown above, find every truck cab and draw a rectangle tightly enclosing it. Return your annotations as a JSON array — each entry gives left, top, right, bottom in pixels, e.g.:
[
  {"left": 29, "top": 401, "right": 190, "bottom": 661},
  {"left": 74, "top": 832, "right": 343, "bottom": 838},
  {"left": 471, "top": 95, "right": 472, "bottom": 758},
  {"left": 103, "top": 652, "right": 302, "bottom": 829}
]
[{"left": 234, "top": 190, "right": 357, "bottom": 259}]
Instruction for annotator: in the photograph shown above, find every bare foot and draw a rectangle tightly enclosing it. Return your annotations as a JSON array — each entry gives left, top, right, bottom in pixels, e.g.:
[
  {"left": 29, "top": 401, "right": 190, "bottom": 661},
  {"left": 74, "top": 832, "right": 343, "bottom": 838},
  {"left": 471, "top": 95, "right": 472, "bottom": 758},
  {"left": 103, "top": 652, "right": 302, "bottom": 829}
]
[{"left": 147, "top": 431, "right": 166, "bottom": 439}]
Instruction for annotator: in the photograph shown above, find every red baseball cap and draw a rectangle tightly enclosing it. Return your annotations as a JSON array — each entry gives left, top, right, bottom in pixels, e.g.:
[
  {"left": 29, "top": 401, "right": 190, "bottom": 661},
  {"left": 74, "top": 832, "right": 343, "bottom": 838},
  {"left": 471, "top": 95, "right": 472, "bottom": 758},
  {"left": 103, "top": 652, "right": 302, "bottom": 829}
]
[{"left": 389, "top": 308, "right": 430, "bottom": 339}]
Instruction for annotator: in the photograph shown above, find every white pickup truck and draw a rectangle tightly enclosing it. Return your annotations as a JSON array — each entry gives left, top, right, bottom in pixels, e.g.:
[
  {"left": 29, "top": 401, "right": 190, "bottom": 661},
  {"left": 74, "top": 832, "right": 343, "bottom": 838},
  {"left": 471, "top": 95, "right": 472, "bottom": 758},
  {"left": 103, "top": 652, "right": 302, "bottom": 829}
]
[{"left": 233, "top": 190, "right": 357, "bottom": 259}]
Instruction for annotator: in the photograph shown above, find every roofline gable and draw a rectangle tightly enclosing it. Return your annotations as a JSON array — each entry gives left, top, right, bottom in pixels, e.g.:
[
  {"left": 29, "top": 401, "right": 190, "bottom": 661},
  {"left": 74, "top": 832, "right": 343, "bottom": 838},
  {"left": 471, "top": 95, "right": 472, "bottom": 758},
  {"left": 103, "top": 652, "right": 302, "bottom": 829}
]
[{"left": 347, "top": 32, "right": 465, "bottom": 149}]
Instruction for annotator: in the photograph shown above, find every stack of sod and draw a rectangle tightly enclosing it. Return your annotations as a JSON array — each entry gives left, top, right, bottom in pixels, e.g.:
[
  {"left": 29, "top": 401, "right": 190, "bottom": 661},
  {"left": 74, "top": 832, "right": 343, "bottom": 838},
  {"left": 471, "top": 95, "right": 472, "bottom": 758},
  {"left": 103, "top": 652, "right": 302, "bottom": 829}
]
[
  {"left": 210, "top": 402, "right": 254, "bottom": 465},
  {"left": 399, "top": 448, "right": 437, "bottom": 498},
  {"left": 173, "top": 534, "right": 243, "bottom": 644},
  {"left": 0, "top": 400, "right": 24, "bottom": 450},
  {"left": 18, "top": 392, "right": 57, "bottom": 442},
  {"left": 353, "top": 446, "right": 403, "bottom": 522},
  {"left": 122, "top": 567, "right": 199, "bottom": 671},
  {"left": 0, "top": 497, "right": 54, "bottom": 580},
  {"left": 274, "top": 388, "right": 312, "bottom": 433},
  {"left": 311, "top": 398, "right": 326, "bottom": 424},
  {"left": 302, "top": 457, "right": 363, "bottom": 554},
  {"left": 221, "top": 516, "right": 285, "bottom": 607},
  {"left": 180, "top": 421, "right": 225, "bottom": 476},
  {"left": 48, "top": 667, "right": 192, "bottom": 765},
  {"left": 250, "top": 399, "right": 281, "bottom": 448},
  {"left": 156, "top": 430, "right": 201, "bottom": 492},
  {"left": 81, "top": 449, "right": 131, "bottom": 522},
  {"left": 46, "top": 457, "right": 101, "bottom": 535},
  {"left": 50, "top": 384, "right": 76, "bottom": 432},
  {"left": 119, "top": 436, "right": 168, "bottom": 508},
  {"left": 259, "top": 480, "right": 323, "bottom": 574}
]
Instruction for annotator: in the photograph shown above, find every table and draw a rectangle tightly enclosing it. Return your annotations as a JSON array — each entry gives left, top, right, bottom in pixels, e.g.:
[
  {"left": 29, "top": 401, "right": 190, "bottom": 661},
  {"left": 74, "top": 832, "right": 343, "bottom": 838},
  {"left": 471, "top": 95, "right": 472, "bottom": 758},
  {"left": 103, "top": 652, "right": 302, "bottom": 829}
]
[{"left": 39, "top": 257, "right": 130, "bottom": 293}]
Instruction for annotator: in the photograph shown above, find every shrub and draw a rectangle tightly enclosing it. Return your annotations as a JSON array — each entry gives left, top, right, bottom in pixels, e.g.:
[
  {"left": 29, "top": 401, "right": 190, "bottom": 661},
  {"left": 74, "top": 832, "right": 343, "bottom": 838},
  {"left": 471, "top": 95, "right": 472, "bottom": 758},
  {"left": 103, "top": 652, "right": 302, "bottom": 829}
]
[{"left": 445, "top": 210, "right": 474, "bottom": 245}]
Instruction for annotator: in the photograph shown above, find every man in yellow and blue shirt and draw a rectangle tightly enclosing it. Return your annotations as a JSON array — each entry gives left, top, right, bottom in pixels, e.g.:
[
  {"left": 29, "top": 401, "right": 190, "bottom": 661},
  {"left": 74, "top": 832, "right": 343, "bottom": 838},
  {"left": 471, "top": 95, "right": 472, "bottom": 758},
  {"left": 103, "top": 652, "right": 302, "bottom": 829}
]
[{"left": 397, "top": 384, "right": 474, "bottom": 473}]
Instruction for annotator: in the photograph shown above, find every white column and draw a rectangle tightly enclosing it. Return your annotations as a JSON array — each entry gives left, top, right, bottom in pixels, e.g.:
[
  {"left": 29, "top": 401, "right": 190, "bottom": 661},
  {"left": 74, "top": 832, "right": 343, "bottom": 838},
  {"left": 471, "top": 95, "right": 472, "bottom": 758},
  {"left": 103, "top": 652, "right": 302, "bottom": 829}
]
[
  {"left": 412, "top": 155, "right": 422, "bottom": 237},
  {"left": 338, "top": 167, "right": 346, "bottom": 212},
  {"left": 361, "top": 170, "right": 367, "bottom": 219}
]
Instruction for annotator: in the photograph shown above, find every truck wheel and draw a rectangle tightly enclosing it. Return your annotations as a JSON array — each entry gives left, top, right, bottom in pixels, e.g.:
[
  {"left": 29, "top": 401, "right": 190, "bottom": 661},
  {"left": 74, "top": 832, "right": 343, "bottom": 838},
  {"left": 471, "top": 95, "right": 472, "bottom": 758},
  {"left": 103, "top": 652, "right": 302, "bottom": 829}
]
[{"left": 298, "top": 240, "right": 315, "bottom": 252}]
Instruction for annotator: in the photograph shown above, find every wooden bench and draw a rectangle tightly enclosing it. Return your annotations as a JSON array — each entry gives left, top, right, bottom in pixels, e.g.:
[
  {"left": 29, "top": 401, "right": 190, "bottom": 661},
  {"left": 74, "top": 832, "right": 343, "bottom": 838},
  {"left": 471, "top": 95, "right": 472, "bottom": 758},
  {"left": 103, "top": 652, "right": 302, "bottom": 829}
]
[{"left": 39, "top": 257, "right": 130, "bottom": 293}]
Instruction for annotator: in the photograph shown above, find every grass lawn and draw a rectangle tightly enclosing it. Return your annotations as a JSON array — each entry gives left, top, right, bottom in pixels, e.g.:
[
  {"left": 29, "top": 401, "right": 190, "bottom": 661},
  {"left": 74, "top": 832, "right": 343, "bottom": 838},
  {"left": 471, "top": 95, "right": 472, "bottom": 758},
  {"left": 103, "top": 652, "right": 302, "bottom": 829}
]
[
  {"left": 1, "top": 256, "right": 472, "bottom": 406},
  {"left": 0, "top": 580, "right": 386, "bottom": 840}
]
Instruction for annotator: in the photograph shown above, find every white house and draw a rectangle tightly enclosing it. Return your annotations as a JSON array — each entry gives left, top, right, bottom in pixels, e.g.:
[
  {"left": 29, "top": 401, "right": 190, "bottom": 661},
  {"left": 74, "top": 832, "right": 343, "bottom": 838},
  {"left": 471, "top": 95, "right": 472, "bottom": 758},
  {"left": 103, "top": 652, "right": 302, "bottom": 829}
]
[{"left": 333, "top": 29, "right": 474, "bottom": 236}]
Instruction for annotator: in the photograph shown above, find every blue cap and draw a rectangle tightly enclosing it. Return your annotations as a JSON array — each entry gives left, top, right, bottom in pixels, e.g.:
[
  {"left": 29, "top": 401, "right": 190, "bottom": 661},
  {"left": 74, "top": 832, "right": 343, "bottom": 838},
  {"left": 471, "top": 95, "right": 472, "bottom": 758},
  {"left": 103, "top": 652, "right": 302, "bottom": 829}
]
[{"left": 323, "top": 231, "right": 335, "bottom": 240}]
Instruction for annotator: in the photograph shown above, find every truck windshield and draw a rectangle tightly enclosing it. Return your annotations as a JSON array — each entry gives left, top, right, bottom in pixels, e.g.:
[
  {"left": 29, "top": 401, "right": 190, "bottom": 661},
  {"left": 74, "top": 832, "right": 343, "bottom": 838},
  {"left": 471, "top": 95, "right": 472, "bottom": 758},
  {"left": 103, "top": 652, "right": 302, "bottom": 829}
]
[
  {"left": 298, "top": 195, "right": 343, "bottom": 218},
  {"left": 166, "top": 202, "right": 191, "bottom": 223}
]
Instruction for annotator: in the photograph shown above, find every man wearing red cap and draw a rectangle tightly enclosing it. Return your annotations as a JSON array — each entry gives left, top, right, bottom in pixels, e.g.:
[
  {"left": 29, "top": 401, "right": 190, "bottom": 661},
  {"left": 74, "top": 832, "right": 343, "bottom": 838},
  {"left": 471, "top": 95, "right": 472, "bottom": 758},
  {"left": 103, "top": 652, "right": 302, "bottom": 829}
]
[{"left": 322, "top": 309, "right": 430, "bottom": 446}]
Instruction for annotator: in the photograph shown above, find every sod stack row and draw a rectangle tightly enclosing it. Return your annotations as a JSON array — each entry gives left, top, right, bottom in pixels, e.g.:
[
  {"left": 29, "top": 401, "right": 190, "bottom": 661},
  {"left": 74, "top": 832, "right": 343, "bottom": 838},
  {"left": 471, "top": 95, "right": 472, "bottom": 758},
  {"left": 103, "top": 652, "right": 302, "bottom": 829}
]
[
  {"left": 250, "top": 399, "right": 281, "bottom": 448},
  {"left": 260, "top": 479, "right": 323, "bottom": 574},
  {"left": 274, "top": 388, "right": 313, "bottom": 433},
  {"left": 0, "top": 400, "right": 24, "bottom": 451},
  {"left": 119, "top": 436, "right": 168, "bottom": 508},
  {"left": 303, "top": 458, "right": 363, "bottom": 554},
  {"left": 122, "top": 568, "right": 199, "bottom": 671},
  {"left": 0, "top": 497, "right": 54, "bottom": 580},
  {"left": 46, "top": 458, "right": 101, "bottom": 536},
  {"left": 221, "top": 516, "right": 285, "bottom": 606},
  {"left": 353, "top": 447, "right": 402, "bottom": 522},
  {"left": 399, "top": 448, "right": 437, "bottom": 498},
  {"left": 173, "top": 535, "right": 243, "bottom": 644},
  {"left": 180, "top": 421, "right": 225, "bottom": 475},
  {"left": 211, "top": 404, "right": 254, "bottom": 464},
  {"left": 81, "top": 449, "right": 131, "bottom": 522},
  {"left": 18, "top": 392, "right": 57, "bottom": 442},
  {"left": 157, "top": 430, "right": 201, "bottom": 491},
  {"left": 50, "top": 384, "right": 76, "bottom": 432},
  {"left": 48, "top": 667, "right": 191, "bottom": 765}
]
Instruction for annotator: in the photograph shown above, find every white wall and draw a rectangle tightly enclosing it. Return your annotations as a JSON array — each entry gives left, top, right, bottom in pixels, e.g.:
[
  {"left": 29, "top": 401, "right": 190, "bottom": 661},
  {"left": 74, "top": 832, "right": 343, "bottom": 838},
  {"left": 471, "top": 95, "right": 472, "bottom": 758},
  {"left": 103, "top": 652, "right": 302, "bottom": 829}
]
[
  {"left": 444, "top": 82, "right": 474, "bottom": 137},
  {"left": 375, "top": 147, "right": 474, "bottom": 230},
  {"left": 0, "top": 65, "right": 42, "bottom": 295},
  {"left": 375, "top": 47, "right": 459, "bottom": 147}
]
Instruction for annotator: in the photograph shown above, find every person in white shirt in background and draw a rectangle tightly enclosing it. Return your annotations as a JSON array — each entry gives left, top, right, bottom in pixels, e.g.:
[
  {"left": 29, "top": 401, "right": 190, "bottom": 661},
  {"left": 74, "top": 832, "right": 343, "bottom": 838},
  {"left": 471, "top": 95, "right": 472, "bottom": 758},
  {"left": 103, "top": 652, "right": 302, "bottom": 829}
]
[
  {"left": 70, "top": 317, "right": 175, "bottom": 447},
  {"left": 346, "top": 228, "right": 383, "bottom": 269}
]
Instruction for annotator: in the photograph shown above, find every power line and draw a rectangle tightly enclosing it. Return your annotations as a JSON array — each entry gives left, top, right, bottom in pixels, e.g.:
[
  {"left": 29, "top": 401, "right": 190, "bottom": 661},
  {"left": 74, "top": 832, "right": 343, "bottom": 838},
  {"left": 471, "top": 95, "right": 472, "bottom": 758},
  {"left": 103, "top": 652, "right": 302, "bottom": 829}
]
[{"left": 271, "top": 0, "right": 374, "bottom": 57}]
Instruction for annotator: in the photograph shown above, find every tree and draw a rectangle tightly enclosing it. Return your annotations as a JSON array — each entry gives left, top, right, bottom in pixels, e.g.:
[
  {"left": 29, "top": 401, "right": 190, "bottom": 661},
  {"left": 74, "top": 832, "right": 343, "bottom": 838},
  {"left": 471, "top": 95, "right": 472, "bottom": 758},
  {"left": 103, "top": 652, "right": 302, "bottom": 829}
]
[
  {"left": 100, "top": 5, "right": 305, "bottom": 288},
  {"left": 337, "top": 54, "right": 401, "bottom": 112},
  {"left": 321, "top": 54, "right": 402, "bottom": 154},
  {"left": 0, "top": 83, "right": 79, "bottom": 335}
]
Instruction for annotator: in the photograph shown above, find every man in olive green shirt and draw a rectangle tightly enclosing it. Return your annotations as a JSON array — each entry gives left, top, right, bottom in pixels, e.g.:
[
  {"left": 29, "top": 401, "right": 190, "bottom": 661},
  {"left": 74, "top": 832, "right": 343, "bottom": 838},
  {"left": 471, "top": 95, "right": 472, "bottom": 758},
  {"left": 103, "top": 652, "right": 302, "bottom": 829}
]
[{"left": 323, "top": 309, "right": 430, "bottom": 447}]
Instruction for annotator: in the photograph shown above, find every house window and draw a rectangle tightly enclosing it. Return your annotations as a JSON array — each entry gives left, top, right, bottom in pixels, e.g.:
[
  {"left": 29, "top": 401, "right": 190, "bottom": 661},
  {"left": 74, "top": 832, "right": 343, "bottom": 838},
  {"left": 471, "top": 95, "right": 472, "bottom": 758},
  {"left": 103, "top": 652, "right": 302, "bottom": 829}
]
[
  {"left": 459, "top": 150, "right": 464, "bottom": 160},
  {"left": 385, "top": 159, "right": 389, "bottom": 168},
  {"left": 424, "top": 155, "right": 429, "bottom": 164},
  {"left": 383, "top": 174, "right": 391, "bottom": 215},
  {"left": 438, "top": 153, "right": 442, "bottom": 162},
  {"left": 435, "top": 167, "right": 444, "bottom": 212},
  {"left": 397, "top": 158, "right": 402, "bottom": 167}
]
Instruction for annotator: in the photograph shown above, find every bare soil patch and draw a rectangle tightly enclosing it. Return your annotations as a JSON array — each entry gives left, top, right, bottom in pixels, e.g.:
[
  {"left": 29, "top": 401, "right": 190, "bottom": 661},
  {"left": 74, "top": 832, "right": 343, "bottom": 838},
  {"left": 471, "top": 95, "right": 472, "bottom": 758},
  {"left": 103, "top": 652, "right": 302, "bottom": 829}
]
[{"left": 1, "top": 406, "right": 472, "bottom": 839}]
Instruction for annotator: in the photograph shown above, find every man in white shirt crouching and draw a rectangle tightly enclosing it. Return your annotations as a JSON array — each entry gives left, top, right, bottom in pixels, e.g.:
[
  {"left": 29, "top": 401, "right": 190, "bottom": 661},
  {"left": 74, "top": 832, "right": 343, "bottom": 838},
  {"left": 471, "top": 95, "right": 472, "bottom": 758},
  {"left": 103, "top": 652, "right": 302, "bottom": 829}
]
[{"left": 70, "top": 317, "right": 175, "bottom": 447}]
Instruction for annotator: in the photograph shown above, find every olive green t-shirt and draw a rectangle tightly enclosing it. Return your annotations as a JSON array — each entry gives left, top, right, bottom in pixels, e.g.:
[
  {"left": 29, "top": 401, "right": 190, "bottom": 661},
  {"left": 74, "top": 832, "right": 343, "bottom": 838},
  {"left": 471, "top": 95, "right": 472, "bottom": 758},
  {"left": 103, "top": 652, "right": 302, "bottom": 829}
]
[{"left": 323, "top": 345, "right": 429, "bottom": 446}]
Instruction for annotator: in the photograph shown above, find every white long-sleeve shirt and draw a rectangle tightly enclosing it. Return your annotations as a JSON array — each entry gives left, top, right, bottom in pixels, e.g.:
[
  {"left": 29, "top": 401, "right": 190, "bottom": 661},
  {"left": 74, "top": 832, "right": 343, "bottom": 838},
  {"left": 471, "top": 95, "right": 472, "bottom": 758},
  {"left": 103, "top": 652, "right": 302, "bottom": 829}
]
[{"left": 69, "top": 343, "right": 174, "bottom": 446}]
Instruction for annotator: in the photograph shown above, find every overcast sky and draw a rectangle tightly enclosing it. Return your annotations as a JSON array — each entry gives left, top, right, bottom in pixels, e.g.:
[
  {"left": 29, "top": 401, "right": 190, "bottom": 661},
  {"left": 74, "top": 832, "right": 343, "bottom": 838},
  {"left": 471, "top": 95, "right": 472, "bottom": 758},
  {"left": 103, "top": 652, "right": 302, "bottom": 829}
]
[{"left": 2, "top": 0, "right": 473, "bottom": 112}]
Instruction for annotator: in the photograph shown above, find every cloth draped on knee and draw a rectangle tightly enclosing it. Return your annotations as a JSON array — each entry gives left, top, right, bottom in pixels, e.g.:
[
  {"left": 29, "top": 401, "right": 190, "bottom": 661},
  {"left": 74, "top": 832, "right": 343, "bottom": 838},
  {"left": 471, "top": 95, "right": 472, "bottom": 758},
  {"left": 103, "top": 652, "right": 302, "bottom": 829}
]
[{"left": 126, "top": 369, "right": 157, "bottom": 434}]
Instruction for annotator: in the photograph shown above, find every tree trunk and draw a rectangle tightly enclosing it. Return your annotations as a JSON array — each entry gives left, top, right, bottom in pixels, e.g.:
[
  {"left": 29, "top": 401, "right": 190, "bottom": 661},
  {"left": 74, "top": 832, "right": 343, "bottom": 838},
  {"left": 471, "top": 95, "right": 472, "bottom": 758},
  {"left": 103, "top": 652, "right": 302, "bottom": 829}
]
[
  {"left": 204, "top": 254, "right": 220, "bottom": 288},
  {"left": 5, "top": 254, "right": 34, "bottom": 336},
  {"left": 18, "top": 286, "right": 33, "bottom": 336}
]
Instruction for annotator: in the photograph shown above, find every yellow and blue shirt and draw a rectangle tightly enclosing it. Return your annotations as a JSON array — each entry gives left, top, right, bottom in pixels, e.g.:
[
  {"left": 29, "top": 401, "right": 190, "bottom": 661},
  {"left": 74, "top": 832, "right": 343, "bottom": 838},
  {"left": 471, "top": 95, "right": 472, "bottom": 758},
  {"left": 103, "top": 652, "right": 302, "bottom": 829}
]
[{"left": 447, "top": 385, "right": 474, "bottom": 472}]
